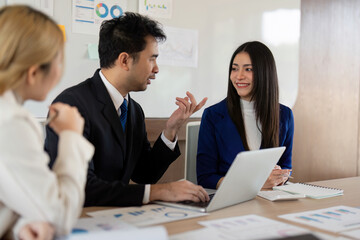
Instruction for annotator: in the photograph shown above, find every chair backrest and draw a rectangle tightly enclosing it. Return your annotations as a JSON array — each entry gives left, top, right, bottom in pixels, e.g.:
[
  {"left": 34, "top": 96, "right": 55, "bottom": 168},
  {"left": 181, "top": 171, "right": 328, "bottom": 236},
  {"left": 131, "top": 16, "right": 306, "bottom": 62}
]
[{"left": 184, "top": 121, "right": 201, "bottom": 184}]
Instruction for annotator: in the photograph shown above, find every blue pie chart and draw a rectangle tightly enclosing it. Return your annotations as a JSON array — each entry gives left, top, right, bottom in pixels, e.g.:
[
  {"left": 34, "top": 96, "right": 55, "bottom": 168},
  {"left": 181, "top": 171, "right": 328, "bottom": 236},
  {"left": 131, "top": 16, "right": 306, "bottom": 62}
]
[{"left": 110, "top": 5, "right": 123, "bottom": 18}]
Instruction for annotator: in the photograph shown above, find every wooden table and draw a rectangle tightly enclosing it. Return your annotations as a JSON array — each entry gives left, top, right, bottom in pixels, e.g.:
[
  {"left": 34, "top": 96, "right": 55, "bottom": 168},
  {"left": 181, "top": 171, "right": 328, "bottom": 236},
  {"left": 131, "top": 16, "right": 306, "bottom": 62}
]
[{"left": 83, "top": 177, "right": 360, "bottom": 237}]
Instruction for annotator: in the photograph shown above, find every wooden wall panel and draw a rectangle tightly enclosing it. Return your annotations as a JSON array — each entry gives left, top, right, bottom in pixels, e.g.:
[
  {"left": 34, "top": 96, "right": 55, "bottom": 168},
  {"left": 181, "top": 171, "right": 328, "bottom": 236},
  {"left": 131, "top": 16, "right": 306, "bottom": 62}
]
[{"left": 293, "top": 0, "right": 360, "bottom": 181}]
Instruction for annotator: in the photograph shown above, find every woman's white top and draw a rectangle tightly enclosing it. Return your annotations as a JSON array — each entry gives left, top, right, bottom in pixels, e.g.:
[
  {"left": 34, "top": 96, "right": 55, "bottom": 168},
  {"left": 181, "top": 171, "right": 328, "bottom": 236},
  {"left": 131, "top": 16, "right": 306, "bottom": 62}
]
[
  {"left": 240, "top": 99, "right": 262, "bottom": 150},
  {"left": 0, "top": 91, "right": 94, "bottom": 239}
]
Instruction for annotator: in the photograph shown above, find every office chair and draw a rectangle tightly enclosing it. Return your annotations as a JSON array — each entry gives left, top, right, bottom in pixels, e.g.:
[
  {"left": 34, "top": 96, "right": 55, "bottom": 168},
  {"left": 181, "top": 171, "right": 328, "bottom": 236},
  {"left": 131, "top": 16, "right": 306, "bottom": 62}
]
[{"left": 184, "top": 121, "right": 201, "bottom": 184}]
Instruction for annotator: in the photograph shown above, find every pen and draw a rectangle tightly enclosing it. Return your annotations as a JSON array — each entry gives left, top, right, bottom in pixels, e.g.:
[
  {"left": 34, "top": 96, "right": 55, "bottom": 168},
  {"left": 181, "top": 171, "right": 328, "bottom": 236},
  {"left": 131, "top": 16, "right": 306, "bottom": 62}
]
[
  {"left": 281, "top": 174, "right": 294, "bottom": 179},
  {"left": 288, "top": 170, "right": 294, "bottom": 179},
  {"left": 45, "top": 110, "right": 59, "bottom": 125}
]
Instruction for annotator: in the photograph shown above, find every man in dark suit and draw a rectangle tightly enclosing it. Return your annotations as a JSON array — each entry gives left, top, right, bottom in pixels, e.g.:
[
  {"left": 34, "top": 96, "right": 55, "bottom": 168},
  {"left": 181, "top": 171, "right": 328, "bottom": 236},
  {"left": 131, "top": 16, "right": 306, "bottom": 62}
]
[{"left": 45, "top": 12, "right": 209, "bottom": 207}]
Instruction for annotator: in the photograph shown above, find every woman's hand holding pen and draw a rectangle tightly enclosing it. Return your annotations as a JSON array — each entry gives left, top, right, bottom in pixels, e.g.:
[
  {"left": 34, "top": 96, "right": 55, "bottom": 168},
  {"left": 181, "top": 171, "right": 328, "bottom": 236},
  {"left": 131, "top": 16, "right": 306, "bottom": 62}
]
[
  {"left": 262, "top": 165, "right": 292, "bottom": 189},
  {"left": 47, "top": 102, "right": 84, "bottom": 135}
]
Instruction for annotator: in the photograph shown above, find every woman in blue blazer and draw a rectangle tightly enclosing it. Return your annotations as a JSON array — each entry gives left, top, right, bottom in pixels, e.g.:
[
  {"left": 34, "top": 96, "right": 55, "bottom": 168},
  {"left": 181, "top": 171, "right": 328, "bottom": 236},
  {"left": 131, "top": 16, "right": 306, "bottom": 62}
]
[{"left": 197, "top": 41, "right": 294, "bottom": 190}]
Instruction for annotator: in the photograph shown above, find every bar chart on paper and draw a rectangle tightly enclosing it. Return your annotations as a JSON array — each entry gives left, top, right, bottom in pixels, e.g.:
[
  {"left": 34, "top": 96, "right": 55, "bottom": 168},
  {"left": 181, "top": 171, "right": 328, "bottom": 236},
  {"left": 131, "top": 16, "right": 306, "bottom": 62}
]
[
  {"left": 87, "top": 204, "right": 207, "bottom": 227},
  {"left": 56, "top": 216, "right": 167, "bottom": 240},
  {"left": 279, "top": 205, "right": 360, "bottom": 233},
  {"left": 195, "top": 215, "right": 310, "bottom": 239}
]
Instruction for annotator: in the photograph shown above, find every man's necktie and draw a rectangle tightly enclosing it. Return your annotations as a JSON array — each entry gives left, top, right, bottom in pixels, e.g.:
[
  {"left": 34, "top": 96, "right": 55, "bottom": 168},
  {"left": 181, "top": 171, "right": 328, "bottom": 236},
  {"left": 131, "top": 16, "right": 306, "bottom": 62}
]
[{"left": 120, "top": 99, "right": 127, "bottom": 131}]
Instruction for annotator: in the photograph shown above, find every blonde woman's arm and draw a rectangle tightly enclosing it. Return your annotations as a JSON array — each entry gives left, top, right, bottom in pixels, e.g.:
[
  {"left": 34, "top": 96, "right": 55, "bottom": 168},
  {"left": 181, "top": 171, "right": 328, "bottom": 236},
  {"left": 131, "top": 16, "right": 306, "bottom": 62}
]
[{"left": 0, "top": 116, "right": 93, "bottom": 237}]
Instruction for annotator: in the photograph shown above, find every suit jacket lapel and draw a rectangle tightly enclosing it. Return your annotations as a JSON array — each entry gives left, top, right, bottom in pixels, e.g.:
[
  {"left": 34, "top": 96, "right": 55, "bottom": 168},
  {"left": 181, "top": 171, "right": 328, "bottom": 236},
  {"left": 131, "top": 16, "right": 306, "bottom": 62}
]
[
  {"left": 90, "top": 70, "right": 126, "bottom": 156},
  {"left": 215, "top": 106, "right": 246, "bottom": 152}
]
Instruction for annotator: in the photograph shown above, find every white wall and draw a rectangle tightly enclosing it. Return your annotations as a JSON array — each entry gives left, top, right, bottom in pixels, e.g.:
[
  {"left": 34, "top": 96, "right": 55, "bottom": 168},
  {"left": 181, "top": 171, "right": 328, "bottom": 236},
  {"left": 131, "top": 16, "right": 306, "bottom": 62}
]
[{"left": 0, "top": 0, "right": 300, "bottom": 118}]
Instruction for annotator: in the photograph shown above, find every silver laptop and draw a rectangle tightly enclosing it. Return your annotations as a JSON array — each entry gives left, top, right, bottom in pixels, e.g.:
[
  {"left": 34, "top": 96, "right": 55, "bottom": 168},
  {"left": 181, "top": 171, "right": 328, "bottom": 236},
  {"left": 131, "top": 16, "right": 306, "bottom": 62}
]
[{"left": 155, "top": 147, "right": 286, "bottom": 212}]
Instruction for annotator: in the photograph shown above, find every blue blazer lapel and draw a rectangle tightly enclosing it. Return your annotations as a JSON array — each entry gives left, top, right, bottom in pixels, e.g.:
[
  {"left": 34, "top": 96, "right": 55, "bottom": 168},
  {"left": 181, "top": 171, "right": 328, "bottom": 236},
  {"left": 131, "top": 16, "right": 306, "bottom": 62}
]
[
  {"left": 214, "top": 107, "right": 246, "bottom": 161},
  {"left": 217, "top": 114, "right": 245, "bottom": 147}
]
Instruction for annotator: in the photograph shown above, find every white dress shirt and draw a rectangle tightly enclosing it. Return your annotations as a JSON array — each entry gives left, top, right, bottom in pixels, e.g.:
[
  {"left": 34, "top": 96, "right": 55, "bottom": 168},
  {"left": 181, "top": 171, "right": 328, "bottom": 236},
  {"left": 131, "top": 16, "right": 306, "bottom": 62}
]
[
  {"left": 0, "top": 91, "right": 94, "bottom": 239},
  {"left": 99, "top": 70, "right": 178, "bottom": 204}
]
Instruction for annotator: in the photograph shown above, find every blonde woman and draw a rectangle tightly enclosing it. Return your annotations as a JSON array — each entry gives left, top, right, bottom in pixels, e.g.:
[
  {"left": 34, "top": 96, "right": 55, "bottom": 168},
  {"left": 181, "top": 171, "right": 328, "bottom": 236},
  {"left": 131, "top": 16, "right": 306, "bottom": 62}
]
[{"left": 0, "top": 5, "right": 94, "bottom": 240}]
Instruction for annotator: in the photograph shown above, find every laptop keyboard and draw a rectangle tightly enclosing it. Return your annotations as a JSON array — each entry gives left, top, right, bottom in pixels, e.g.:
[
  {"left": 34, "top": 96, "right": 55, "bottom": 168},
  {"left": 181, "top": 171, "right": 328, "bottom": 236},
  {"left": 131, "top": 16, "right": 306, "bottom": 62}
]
[{"left": 177, "top": 193, "right": 215, "bottom": 208}]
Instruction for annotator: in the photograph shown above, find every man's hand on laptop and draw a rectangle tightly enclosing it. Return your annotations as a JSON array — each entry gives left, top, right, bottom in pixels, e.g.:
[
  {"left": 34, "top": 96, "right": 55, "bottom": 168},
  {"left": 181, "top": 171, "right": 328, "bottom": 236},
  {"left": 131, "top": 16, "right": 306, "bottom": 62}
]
[
  {"left": 262, "top": 165, "right": 291, "bottom": 189},
  {"left": 149, "top": 180, "right": 210, "bottom": 202}
]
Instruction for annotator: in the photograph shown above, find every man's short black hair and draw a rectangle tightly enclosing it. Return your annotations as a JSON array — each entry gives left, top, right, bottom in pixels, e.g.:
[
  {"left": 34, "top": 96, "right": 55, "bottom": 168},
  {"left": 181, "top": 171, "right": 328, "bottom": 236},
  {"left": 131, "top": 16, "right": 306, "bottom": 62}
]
[{"left": 98, "top": 12, "right": 166, "bottom": 68}]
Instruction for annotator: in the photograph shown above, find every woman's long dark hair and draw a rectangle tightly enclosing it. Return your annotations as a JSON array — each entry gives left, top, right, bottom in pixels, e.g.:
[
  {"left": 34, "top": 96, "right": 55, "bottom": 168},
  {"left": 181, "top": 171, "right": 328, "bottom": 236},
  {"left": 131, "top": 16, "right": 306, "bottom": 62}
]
[{"left": 227, "top": 41, "right": 279, "bottom": 150}]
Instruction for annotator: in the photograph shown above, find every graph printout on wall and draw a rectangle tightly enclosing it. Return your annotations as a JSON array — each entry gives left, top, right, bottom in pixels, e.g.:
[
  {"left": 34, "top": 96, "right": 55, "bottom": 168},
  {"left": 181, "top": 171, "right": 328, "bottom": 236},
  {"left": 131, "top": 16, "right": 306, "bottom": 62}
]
[
  {"left": 139, "top": 0, "right": 172, "bottom": 19},
  {"left": 6, "top": 0, "right": 53, "bottom": 16},
  {"left": 72, "top": 0, "right": 127, "bottom": 35},
  {"left": 157, "top": 26, "right": 198, "bottom": 68}
]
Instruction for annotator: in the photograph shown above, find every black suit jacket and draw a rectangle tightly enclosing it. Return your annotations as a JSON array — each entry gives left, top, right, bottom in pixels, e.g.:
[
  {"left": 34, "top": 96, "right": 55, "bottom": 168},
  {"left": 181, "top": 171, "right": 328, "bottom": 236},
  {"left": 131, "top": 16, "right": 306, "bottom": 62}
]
[{"left": 45, "top": 69, "right": 180, "bottom": 206}]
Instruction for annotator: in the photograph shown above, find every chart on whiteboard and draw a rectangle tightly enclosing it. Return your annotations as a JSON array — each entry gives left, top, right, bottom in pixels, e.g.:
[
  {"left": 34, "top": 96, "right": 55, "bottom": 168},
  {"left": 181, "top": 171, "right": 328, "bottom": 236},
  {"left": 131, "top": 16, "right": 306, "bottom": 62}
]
[{"left": 72, "top": 0, "right": 127, "bottom": 35}]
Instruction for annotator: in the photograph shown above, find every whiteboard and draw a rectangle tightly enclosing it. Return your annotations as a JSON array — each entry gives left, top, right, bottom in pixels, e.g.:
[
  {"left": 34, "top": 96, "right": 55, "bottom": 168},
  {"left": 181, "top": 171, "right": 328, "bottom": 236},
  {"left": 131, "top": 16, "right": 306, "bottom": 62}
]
[{"left": 0, "top": 0, "right": 300, "bottom": 118}]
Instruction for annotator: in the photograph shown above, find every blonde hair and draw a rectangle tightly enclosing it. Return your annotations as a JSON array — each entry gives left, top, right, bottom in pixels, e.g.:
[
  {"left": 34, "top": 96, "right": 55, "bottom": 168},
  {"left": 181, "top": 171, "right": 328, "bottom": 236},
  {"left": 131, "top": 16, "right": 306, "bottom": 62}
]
[{"left": 0, "top": 5, "right": 64, "bottom": 94}]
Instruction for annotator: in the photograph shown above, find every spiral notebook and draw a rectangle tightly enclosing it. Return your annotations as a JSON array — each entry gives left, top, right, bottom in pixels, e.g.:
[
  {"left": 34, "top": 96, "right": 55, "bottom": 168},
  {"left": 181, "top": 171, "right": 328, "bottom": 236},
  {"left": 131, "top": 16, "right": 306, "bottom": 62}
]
[{"left": 273, "top": 183, "right": 343, "bottom": 199}]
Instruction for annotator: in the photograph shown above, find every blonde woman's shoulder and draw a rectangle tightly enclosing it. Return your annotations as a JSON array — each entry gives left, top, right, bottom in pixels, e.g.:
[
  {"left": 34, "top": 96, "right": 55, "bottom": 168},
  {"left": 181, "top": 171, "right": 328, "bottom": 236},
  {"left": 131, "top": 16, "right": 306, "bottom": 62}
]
[{"left": 0, "top": 91, "right": 43, "bottom": 140}]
